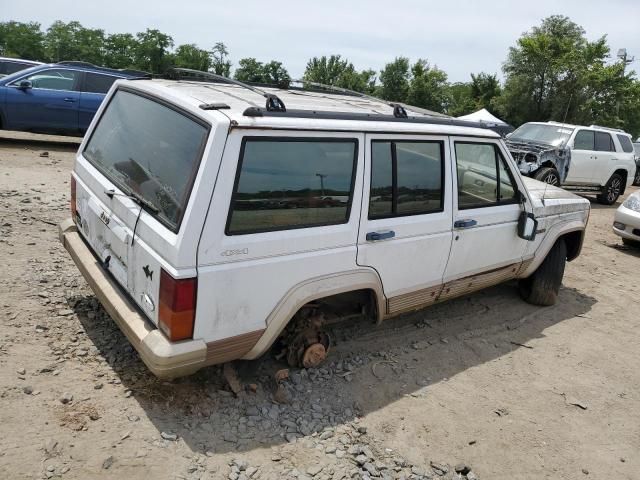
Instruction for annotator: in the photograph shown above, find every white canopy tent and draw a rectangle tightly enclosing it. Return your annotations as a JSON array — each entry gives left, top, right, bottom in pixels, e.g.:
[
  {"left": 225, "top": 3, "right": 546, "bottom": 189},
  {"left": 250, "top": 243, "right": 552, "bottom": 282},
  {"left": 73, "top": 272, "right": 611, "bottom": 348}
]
[
  {"left": 458, "top": 108, "right": 507, "bottom": 124},
  {"left": 457, "top": 108, "right": 514, "bottom": 136}
]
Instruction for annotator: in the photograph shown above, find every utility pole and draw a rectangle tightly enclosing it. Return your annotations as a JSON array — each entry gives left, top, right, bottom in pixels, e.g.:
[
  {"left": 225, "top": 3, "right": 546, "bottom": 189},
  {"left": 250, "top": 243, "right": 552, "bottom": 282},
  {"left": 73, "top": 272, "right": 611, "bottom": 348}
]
[
  {"left": 315, "top": 173, "right": 327, "bottom": 197},
  {"left": 616, "top": 48, "right": 634, "bottom": 119}
]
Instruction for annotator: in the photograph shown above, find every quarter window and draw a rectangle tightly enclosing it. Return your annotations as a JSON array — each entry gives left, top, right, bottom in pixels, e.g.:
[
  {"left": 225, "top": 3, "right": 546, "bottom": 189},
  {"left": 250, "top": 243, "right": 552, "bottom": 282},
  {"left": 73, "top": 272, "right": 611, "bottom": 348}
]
[
  {"left": 455, "top": 142, "right": 518, "bottom": 209},
  {"left": 227, "top": 139, "right": 357, "bottom": 235},
  {"left": 616, "top": 134, "right": 634, "bottom": 153},
  {"left": 573, "top": 130, "right": 594, "bottom": 150},
  {"left": 369, "top": 140, "right": 444, "bottom": 219},
  {"left": 16, "top": 69, "right": 78, "bottom": 91},
  {"left": 84, "top": 72, "right": 118, "bottom": 94},
  {"left": 595, "top": 131, "right": 615, "bottom": 152}
]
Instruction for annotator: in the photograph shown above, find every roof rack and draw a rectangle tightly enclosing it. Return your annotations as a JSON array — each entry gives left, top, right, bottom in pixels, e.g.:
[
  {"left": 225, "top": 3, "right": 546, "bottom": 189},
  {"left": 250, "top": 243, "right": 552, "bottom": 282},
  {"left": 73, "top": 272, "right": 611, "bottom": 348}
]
[
  {"left": 55, "top": 61, "right": 151, "bottom": 78},
  {"left": 168, "top": 67, "right": 287, "bottom": 112},
  {"left": 241, "top": 106, "right": 491, "bottom": 130},
  {"left": 589, "top": 124, "right": 625, "bottom": 133}
]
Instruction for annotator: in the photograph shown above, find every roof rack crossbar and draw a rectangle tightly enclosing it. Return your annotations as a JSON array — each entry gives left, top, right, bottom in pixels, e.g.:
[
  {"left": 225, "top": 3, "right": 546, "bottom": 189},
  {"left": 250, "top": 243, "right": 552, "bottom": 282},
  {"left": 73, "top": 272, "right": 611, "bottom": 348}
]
[{"left": 169, "top": 68, "right": 286, "bottom": 112}]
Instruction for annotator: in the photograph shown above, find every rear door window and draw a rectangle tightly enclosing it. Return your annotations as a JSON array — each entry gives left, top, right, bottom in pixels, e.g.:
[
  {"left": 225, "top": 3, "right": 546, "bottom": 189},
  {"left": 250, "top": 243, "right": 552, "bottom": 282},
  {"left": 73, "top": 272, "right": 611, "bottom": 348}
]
[
  {"left": 573, "top": 130, "right": 595, "bottom": 150},
  {"left": 227, "top": 138, "right": 357, "bottom": 235},
  {"left": 83, "top": 89, "right": 210, "bottom": 232},
  {"left": 83, "top": 72, "right": 118, "bottom": 94},
  {"left": 616, "top": 134, "right": 634, "bottom": 153},
  {"left": 369, "top": 140, "right": 444, "bottom": 219},
  {"left": 595, "top": 132, "right": 615, "bottom": 152}
]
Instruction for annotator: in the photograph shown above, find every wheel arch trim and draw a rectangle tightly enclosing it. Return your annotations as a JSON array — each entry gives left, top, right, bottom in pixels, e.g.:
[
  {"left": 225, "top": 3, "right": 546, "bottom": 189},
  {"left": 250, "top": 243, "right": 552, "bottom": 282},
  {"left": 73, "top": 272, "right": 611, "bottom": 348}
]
[
  {"left": 519, "top": 220, "right": 586, "bottom": 278},
  {"left": 242, "top": 269, "right": 385, "bottom": 360}
]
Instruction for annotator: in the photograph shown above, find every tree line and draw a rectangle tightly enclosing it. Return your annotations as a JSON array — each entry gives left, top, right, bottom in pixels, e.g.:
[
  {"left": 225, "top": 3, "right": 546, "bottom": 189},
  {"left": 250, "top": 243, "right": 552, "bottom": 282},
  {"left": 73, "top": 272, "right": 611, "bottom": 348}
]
[{"left": 0, "top": 16, "right": 638, "bottom": 136}]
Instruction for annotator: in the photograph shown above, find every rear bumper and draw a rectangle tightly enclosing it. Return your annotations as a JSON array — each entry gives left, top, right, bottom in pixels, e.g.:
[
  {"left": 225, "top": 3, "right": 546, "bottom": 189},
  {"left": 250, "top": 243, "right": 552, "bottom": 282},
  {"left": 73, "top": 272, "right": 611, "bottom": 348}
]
[{"left": 58, "top": 218, "right": 207, "bottom": 379}]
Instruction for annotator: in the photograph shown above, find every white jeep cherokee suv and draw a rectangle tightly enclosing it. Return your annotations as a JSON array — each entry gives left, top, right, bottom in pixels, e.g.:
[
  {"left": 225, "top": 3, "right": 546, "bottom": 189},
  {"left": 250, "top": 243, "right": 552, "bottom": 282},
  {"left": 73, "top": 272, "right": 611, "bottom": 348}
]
[
  {"left": 59, "top": 73, "right": 590, "bottom": 378},
  {"left": 507, "top": 122, "right": 636, "bottom": 204}
]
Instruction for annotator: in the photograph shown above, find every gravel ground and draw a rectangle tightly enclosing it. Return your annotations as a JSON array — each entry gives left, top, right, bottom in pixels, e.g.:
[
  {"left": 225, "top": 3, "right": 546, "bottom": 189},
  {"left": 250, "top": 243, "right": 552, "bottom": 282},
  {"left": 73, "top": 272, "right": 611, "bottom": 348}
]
[{"left": 0, "top": 133, "right": 639, "bottom": 480}]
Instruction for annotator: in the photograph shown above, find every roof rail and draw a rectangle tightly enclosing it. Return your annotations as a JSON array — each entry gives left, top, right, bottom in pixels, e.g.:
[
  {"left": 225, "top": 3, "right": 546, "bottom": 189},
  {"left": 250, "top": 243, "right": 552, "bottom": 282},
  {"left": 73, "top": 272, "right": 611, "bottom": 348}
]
[
  {"left": 241, "top": 107, "right": 493, "bottom": 130},
  {"left": 55, "top": 61, "right": 151, "bottom": 78},
  {"left": 168, "top": 67, "right": 287, "bottom": 112},
  {"left": 589, "top": 124, "right": 625, "bottom": 133}
]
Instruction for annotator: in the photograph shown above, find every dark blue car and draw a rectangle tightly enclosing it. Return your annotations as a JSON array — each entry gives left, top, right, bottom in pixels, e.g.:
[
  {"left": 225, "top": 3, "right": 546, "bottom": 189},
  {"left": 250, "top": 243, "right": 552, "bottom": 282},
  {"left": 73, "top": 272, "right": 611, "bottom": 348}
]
[{"left": 0, "top": 61, "right": 149, "bottom": 135}]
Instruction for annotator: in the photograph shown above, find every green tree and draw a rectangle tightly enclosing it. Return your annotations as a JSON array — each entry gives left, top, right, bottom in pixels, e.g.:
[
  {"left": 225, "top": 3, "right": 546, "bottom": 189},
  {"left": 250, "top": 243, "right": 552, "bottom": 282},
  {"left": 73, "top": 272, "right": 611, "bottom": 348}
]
[
  {"left": 0, "top": 21, "right": 45, "bottom": 60},
  {"left": 44, "top": 20, "right": 84, "bottom": 62},
  {"left": 234, "top": 57, "right": 265, "bottom": 82},
  {"left": 406, "top": 60, "right": 449, "bottom": 112},
  {"left": 496, "top": 15, "right": 606, "bottom": 125},
  {"left": 135, "top": 28, "right": 174, "bottom": 73},
  {"left": 261, "top": 60, "right": 290, "bottom": 87},
  {"left": 210, "top": 42, "right": 231, "bottom": 76},
  {"left": 447, "top": 82, "right": 476, "bottom": 117},
  {"left": 303, "top": 55, "right": 376, "bottom": 93},
  {"left": 104, "top": 33, "right": 137, "bottom": 69},
  {"left": 470, "top": 72, "right": 501, "bottom": 110},
  {"left": 173, "top": 43, "right": 210, "bottom": 71},
  {"left": 379, "top": 57, "right": 410, "bottom": 102}
]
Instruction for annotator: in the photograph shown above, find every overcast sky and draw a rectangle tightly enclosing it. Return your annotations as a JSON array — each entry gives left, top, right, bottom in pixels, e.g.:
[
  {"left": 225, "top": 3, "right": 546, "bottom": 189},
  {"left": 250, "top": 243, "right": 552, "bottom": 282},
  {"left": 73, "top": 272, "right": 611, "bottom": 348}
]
[{"left": 4, "top": 0, "right": 639, "bottom": 82}]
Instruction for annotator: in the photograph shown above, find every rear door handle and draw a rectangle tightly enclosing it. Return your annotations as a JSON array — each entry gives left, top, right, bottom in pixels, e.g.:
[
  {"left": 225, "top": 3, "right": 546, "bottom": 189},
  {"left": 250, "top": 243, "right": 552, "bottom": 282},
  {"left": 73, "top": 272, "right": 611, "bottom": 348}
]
[
  {"left": 366, "top": 230, "right": 395, "bottom": 241},
  {"left": 64, "top": 97, "right": 76, "bottom": 102},
  {"left": 454, "top": 219, "right": 477, "bottom": 229}
]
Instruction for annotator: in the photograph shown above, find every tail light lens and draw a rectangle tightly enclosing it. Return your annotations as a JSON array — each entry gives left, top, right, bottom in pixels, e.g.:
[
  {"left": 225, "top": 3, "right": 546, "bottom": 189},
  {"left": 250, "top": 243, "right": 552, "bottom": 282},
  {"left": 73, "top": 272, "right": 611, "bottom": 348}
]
[
  {"left": 158, "top": 269, "right": 197, "bottom": 342},
  {"left": 70, "top": 175, "right": 77, "bottom": 220}
]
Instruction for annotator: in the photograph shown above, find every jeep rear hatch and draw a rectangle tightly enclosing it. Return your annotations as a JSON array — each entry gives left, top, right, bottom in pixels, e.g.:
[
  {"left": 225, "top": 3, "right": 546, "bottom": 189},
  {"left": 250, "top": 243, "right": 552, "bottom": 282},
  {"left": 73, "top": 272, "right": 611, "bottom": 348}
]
[{"left": 73, "top": 87, "right": 209, "bottom": 328}]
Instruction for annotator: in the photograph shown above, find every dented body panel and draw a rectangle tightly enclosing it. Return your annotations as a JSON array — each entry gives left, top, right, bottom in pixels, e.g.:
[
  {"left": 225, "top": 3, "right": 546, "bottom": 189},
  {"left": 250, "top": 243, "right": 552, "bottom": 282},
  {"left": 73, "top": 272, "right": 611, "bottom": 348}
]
[{"left": 507, "top": 140, "right": 572, "bottom": 182}]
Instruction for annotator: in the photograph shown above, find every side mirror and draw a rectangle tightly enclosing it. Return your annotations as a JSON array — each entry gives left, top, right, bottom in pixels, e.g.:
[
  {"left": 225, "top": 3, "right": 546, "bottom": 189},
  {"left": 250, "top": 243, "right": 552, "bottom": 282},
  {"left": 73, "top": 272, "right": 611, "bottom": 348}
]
[
  {"left": 518, "top": 211, "right": 538, "bottom": 241},
  {"left": 18, "top": 80, "right": 32, "bottom": 90}
]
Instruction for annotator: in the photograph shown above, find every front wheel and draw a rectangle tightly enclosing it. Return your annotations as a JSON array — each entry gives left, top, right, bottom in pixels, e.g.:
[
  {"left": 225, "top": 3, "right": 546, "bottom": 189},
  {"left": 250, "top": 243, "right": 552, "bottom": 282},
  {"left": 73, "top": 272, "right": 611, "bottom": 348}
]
[
  {"left": 633, "top": 168, "right": 640, "bottom": 186},
  {"left": 518, "top": 238, "right": 567, "bottom": 306},
  {"left": 597, "top": 173, "right": 624, "bottom": 205},
  {"left": 533, "top": 167, "right": 561, "bottom": 186}
]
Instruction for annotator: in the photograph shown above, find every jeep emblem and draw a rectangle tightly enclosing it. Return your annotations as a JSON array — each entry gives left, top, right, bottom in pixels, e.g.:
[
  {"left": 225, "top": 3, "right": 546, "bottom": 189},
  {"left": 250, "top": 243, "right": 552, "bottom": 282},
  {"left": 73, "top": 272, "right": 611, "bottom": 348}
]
[{"left": 99, "top": 211, "right": 110, "bottom": 226}]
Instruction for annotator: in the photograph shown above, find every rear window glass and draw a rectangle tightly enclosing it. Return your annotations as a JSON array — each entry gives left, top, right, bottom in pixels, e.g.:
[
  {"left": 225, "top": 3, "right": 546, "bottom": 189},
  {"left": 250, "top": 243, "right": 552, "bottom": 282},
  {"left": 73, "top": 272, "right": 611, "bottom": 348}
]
[
  {"left": 617, "top": 134, "right": 634, "bottom": 153},
  {"left": 227, "top": 138, "right": 357, "bottom": 235},
  {"left": 84, "top": 72, "right": 117, "bottom": 94},
  {"left": 1, "top": 61, "right": 34, "bottom": 75},
  {"left": 83, "top": 89, "right": 209, "bottom": 232}
]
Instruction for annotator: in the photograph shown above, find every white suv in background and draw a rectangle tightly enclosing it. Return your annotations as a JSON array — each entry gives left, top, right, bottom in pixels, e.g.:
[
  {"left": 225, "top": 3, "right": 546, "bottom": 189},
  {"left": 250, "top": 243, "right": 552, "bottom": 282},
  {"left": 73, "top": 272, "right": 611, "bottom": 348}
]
[{"left": 507, "top": 122, "right": 636, "bottom": 204}]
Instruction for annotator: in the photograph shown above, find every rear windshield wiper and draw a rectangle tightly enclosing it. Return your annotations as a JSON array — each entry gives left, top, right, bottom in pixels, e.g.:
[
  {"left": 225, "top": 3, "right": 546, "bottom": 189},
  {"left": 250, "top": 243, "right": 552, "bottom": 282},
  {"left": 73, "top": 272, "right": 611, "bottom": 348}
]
[{"left": 105, "top": 188, "right": 160, "bottom": 214}]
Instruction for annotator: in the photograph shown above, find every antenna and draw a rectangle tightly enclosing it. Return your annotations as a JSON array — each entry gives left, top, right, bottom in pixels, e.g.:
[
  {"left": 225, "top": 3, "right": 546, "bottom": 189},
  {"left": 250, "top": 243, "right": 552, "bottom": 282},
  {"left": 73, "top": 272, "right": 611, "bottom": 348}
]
[{"left": 542, "top": 93, "right": 573, "bottom": 206}]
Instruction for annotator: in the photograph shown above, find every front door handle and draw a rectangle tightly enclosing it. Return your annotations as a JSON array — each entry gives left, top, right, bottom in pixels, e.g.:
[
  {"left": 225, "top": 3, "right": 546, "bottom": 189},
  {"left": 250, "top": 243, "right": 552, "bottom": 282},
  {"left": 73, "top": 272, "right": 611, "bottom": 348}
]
[
  {"left": 454, "top": 219, "right": 477, "bottom": 229},
  {"left": 366, "top": 230, "right": 395, "bottom": 241},
  {"left": 64, "top": 97, "right": 76, "bottom": 102}
]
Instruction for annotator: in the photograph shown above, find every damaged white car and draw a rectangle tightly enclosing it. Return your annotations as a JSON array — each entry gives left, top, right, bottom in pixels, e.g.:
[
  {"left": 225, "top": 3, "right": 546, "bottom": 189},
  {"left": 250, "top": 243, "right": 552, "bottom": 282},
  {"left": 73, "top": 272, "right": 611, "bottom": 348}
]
[{"left": 507, "top": 122, "right": 636, "bottom": 205}]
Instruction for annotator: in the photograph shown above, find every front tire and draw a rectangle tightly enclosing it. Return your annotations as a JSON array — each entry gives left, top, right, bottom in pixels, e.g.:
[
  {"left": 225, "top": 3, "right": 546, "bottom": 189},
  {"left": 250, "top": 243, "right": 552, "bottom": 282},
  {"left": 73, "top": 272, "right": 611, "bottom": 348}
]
[
  {"left": 597, "top": 173, "right": 624, "bottom": 205},
  {"left": 633, "top": 168, "right": 640, "bottom": 187},
  {"left": 518, "top": 238, "right": 567, "bottom": 306},
  {"left": 533, "top": 167, "right": 561, "bottom": 186}
]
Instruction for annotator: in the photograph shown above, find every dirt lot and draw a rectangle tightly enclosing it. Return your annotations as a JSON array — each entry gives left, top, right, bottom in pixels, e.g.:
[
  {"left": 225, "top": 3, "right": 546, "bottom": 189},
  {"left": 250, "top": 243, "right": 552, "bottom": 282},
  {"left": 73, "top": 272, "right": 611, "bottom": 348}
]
[{"left": 1, "top": 133, "right": 639, "bottom": 480}]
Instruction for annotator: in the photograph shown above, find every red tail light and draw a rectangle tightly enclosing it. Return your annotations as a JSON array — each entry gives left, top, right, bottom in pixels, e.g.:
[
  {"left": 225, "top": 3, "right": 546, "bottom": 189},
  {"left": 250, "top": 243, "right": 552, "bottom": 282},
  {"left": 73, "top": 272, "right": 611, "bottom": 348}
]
[
  {"left": 70, "top": 175, "right": 77, "bottom": 220},
  {"left": 158, "top": 269, "right": 197, "bottom": 342}
]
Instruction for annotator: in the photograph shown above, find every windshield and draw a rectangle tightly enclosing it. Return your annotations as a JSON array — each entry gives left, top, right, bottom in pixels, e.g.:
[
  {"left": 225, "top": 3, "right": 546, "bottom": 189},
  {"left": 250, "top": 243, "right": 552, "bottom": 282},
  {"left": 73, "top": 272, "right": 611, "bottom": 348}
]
[
  {"left": 83, "top": 89, "right": 209, "bottom": 232},
  {"left": 509, "top": 123, "right": 574, "bottom": 147}
]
